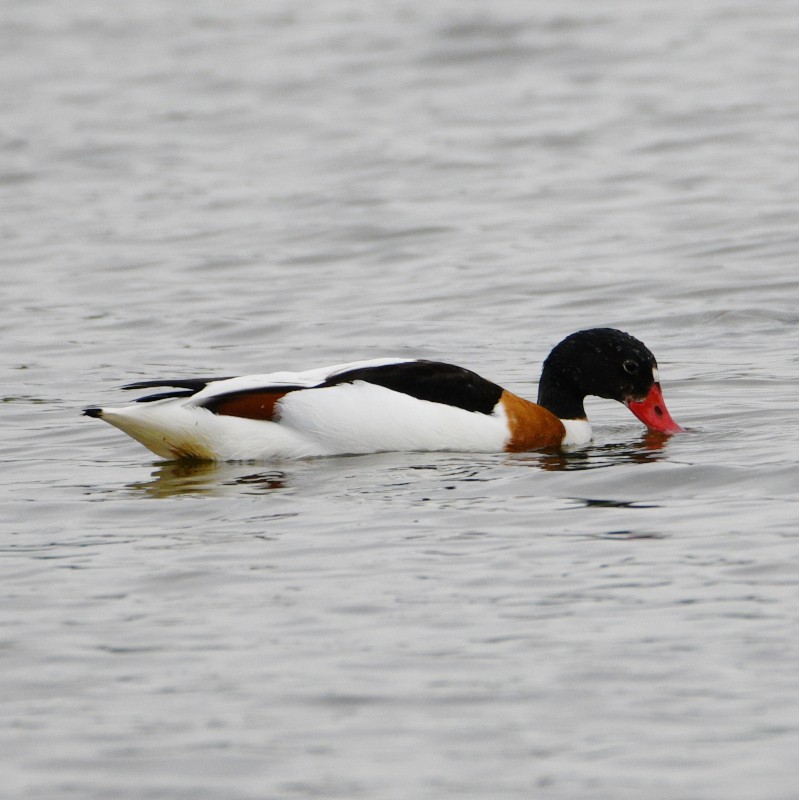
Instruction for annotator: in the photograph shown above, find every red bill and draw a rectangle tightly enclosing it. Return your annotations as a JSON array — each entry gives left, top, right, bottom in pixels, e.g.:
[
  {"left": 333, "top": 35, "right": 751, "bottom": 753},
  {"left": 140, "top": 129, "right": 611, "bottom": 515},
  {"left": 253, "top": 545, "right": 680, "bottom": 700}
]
[{"left": 625, "top": 383, "right": 684, "bottom": 434}]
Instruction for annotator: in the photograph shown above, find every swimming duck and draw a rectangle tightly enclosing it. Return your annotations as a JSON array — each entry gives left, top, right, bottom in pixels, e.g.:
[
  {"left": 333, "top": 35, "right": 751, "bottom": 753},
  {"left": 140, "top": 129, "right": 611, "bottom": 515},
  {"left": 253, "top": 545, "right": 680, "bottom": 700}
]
[{"left": 83, "top": 328, "right": 683, "bottom": 461}]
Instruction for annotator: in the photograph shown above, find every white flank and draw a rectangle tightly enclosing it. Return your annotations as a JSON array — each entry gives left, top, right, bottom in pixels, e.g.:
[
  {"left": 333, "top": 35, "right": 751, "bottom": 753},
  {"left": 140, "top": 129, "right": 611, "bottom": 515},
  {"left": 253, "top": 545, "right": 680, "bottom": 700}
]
[{"left": 277, "top": 381, "right": 509, "bottom": 456}]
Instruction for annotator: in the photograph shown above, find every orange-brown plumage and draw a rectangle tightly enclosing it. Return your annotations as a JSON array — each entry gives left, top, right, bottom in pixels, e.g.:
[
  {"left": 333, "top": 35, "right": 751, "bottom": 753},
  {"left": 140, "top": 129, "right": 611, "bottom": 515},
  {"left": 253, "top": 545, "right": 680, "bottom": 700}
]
[
  {"left": 206, "top": 390, "right": 291, "bottom": 421},
  {"left": 500, "top": 390, "right": 567, "bottom": 451}
]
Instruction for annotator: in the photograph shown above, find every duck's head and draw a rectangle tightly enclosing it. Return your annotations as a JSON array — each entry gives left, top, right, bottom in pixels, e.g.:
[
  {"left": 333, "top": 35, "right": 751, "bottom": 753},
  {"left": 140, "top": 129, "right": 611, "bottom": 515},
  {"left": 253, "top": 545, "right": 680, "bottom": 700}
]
[{"left": 537, "top": 328, "right": 684, "bottom": 434}]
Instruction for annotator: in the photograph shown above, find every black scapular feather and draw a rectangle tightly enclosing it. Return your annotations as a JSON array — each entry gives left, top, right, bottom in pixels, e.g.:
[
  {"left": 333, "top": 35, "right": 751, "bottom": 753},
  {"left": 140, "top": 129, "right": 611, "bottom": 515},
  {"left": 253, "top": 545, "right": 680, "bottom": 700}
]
[{"left": 322, "top": 360, "right": 503, "bottom": 415}]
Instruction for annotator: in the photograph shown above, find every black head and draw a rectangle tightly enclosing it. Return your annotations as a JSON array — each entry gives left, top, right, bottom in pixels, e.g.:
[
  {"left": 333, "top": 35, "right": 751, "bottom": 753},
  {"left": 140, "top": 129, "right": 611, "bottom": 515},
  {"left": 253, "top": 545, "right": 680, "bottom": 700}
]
[{"left": 537, "top": 328, "right": 660, "bottom": 420}]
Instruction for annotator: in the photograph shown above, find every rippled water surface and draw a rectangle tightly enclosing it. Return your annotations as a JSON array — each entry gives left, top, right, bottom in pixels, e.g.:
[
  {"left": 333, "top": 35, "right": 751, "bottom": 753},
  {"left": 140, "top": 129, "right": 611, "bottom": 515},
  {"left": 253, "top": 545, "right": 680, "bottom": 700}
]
[{"left": 3, "top": 2, "right": 799, "bottom": 798}]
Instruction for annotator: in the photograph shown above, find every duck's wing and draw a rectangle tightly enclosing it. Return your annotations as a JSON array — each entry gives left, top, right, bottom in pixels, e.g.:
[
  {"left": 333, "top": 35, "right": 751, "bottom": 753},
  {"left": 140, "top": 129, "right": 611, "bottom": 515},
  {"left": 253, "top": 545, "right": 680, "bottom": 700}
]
[
  {"left": 170, "top": 358, "right": 504, "bottom": 418},
  {"left": 116, "top": 358, "right": 505, "bottom": 421}
]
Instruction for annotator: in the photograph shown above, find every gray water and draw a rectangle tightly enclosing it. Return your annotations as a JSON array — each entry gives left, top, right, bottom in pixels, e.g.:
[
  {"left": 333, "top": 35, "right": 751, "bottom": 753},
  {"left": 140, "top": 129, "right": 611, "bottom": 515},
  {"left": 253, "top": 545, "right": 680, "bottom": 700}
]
[{"left": 3, "top": 1, "right": 799, "bottom": 798}]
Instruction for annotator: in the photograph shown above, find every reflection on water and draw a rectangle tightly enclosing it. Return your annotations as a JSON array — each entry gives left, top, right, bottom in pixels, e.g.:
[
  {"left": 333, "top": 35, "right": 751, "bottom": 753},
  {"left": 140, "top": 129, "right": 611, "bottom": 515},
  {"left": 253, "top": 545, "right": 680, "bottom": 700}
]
[
  {"left": 566, "top": 498, "right": 668, "bottom": 540},
  {"left": 576, "top": 498, "right": 660, "bottom": 509},
  {"left": 126, "top": 430, "right": 675, "bottom": 498},
  {"left": 128, "top": 461, "right": 289, "bottom": 498},
  {"left": 515, "top": 430, "right": 673, "bottom": 472},
  {"left": 582, "top": 528, "right": 668, "bottom": 540}
]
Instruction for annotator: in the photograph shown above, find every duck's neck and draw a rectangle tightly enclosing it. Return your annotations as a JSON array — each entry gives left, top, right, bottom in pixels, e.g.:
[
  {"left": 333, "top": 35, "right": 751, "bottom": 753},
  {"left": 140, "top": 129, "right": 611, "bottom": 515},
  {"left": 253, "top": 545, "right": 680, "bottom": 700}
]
[{"left": 536, "top": 371, "right": 587, "bottom": 421}]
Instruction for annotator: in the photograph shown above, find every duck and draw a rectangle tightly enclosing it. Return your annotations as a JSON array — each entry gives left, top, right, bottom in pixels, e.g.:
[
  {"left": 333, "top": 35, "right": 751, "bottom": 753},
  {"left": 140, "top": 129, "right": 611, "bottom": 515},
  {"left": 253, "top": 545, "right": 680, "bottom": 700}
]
[{"left": 83, "top": 328, "right": 683, "bottom": 461}]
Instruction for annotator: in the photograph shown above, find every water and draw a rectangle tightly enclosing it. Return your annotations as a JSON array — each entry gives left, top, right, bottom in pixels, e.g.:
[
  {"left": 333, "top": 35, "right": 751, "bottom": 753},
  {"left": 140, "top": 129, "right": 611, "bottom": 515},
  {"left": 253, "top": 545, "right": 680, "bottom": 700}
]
[{"left": 3, "top": 1, "right": 799, "bottom": 797}]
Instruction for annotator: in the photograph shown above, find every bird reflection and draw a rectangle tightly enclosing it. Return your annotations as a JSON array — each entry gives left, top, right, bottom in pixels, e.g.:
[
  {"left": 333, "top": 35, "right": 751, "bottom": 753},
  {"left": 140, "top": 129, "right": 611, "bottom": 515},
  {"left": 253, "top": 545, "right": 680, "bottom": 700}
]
[
  {"left": 128, "top": 461, "right": 288, "bottom": 498},
  {"left": 125, "top": 430, "right": 674, "bottom": 497},
  {"left": 519, "top": 429, "right": 671, "bottom": 472}
]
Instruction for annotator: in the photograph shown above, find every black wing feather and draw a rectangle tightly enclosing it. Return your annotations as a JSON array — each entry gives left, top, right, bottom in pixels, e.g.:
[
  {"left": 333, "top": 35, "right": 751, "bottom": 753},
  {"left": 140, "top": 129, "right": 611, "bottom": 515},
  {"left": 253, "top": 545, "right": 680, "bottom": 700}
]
[
  {"left": 122, "top": 377, "right": 236, "bottom": 392},
  {"left": 121, "top": 376, "right": 236, "bottom": 403},
  {"left": 321, "top": 360, "right": 503, "bottom": 415}
]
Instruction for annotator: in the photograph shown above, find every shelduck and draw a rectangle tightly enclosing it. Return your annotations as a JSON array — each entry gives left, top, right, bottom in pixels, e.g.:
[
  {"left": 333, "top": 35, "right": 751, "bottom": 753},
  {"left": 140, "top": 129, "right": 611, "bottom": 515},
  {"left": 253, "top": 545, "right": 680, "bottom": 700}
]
[{"left": 83, "top": 328, "right": 683, "bottom": 461}]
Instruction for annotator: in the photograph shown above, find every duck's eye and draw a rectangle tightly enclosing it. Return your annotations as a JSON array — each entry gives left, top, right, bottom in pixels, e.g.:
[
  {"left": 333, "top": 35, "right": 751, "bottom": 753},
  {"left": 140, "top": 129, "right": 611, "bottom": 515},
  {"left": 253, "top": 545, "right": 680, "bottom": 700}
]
[{"left": 622, "top": 359, "right": 639, "bottom": 375}]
